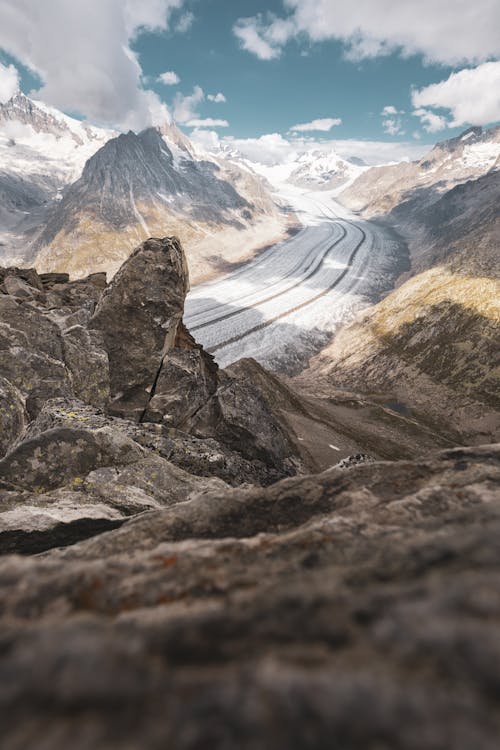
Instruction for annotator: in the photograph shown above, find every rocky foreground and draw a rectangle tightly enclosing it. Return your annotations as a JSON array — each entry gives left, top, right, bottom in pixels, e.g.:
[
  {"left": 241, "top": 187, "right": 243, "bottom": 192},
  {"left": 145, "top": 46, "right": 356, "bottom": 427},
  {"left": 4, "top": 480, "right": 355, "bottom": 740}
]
[{"left": 1, "top": 237, "right": 499, "bottom": 748}]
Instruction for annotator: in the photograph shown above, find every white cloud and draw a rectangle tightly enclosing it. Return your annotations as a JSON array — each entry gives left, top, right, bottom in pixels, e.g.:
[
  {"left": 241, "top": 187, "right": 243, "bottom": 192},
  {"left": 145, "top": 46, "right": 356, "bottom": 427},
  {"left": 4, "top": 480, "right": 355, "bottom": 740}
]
[
  {"left": 207, "top": 92, "right": 226, "bottom": 103},
  {"left": 221, "top": 133, "right": 297, "bottom": 164},
  {"left": 173, "top": 88, "right": 228, "bottom": 128},
  {"left": 381, "top": 105, "right": 405, "bottom": 136},
  {"left": 0, "top": 0, "right": 188, "bottom": 129},
  {"left": 189, "top": 128, "right": 221, "bottom": 151},
  {"left": 186, "top": 118, "right": 229, "bottom": 128},
  {"left": 412, "top": 108, "right": 449, "bottom": 132},
  {"left": 0, "top": 60, "right": 20, "bottom": 103},
  {"left": 290, "top": 117, "right": 342, "bottom": 132},
  {"left": 233, "top": 16, "right": 287, "bottom": 60},
  {"left": 412, "top": 61, "right": 500, "bottom": 127},
  {"left": 172, "top": 84, "right": 204, "bottom": 123},
  {"left": 175, "top": 11, "right": 194, "bottom": 33},
  {"left": 234, "top": 1, "right": 500, "bottom": 65},
  {"left": 158, "top": 70, "right": 180, "bottom": 85},
  {"left": 383, "top": 118, "right": 405, "bottom": 136}
]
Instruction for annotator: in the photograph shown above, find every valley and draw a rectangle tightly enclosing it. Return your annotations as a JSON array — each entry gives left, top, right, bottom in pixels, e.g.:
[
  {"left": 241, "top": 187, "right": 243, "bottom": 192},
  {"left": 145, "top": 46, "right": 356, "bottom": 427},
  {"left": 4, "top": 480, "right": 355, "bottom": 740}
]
[
  {"left": 1, "top": 5, "right": 499, "bottom": 747},
  {"left": 186, "top": 189, "right": 405, "bottom": 371}
]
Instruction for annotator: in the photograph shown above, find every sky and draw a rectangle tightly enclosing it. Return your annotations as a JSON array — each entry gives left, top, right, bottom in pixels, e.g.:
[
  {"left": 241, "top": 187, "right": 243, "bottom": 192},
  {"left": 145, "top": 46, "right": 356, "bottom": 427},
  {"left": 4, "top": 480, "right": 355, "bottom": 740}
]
[{"left": 0, "top": 0, "right": 499, "bottom": 164}]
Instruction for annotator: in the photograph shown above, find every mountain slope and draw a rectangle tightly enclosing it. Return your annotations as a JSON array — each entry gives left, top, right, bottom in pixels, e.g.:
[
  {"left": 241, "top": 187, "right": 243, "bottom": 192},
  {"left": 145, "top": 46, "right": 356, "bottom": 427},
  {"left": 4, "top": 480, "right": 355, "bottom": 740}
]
[
  {"left": 0, "top": 93, "right": 113, "bottom": 258},
  {"left": 340, "top": 126, "right": 500, "bottom": 228},
  {"left": 32, "top": 126, "right": 287, "bottom": 281},
  {"left": 0, "top": 94, "right": 288, "bottom": 283},
  {"left": 298, "top": 133, "right": 500, "bottom": 443}
]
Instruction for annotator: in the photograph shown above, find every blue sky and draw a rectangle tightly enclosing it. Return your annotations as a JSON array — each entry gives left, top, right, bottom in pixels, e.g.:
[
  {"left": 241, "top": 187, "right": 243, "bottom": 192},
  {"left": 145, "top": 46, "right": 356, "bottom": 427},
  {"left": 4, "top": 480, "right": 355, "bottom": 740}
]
[
  {"left": 0, "top": 0, "right": 499, "bottom": 163},
  {"left": 136, "top": 0, "right": 458, "bottom": 143}
]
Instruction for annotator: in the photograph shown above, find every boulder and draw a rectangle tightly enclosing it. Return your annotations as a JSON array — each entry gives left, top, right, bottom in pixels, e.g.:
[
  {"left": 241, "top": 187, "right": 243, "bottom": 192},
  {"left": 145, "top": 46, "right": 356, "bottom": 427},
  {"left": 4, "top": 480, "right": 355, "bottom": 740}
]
[
  {"left": 142, "top": 322, "right": 218, "bottom": 427},
  {"left": 192, "top": 372, "right": 297, "bottom": 471},
  {"left": 62, "top": 325, "right": 110, "bottom": 407},
  {"left": 0, "top": 426, "right": 145, "bottom": 492},
  {"left": 90, "top": 237, "right": 189, "bottom": 420},
  {"left": 24, "top": 398, "right": 289, "bottom": 487}
]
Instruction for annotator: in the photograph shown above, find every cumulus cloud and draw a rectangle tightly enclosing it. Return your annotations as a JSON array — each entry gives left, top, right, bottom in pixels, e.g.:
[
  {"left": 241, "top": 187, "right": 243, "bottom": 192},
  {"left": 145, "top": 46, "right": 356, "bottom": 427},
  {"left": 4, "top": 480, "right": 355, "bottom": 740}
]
[
  {"left": 207, "top": 92, "right": 226, "bottom": 103},
  {"left": 412, "top": 61, "right": 500, "bottom": 127},
  {"left": 158, "top": 70, "right": 180, "bottom": 85},
  {"left": 381, "top": 105, "right": 399, "bottom": 116},
  {"left": 172, "top": 85, "right": 205, "bottom": 123},
  {"left": 0, "top": 0, "right": 189, "bottom": 129},
  {"left": 381, "top": 105, "right": 405, "bottom": 136},
  {"left": 233, "top": 15, "right": 295, "bottom": 60},
  {"left": 189, "top": 128, "right": 221, "bottom": 152},
  {"left": 186, "top": 118, "right": 229, "bottom": 128},
  {"left": 220, "top": 133, "right": 297, "bottom": 165},
  {"left": 0, "top": 60, "right": 20, "bottom": 103},
  {"left": 290, "top": 117, "right": 342, "bottom": 132},
  {"left": 234, "top": 1, "right": 500, "bottom": 65},
  {"left": 412, "top": 108, "right": 449, "bottom": 133},
  {"left": 173, "top": 87, "right": 228, "bottom": 127}
]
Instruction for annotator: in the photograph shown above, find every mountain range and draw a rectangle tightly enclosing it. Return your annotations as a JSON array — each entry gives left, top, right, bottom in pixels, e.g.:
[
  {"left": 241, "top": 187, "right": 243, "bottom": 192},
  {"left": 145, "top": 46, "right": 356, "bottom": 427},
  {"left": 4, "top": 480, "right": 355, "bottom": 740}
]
[
  {"left": 0, "top": 94, "right": 288, "bottom": 282},
  {"left": 297, "top": 124, "right": 500, "bottom": 444}
]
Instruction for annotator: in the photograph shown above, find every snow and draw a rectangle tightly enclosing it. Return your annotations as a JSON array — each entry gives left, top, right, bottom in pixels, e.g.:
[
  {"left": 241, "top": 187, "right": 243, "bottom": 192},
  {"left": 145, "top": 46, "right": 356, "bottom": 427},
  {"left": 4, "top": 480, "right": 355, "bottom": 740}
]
[
  {"left": 185, "top": 186, "right": 402, "bottom": 372},
  {"left": 461, "top": 142, "right": 500, "bottom": 170}
]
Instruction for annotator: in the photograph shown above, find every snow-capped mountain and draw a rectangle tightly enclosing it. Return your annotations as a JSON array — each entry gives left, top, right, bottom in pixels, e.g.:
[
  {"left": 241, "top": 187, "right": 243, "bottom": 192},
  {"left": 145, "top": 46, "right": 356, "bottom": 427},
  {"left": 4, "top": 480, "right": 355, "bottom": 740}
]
[
  {"left": 0, "top": 93, "right": 114, "bottom": 253},
  {"left": 339, "top": 125, "right": 500, "bottom": 277},
  {"left": 286, "top": 149, "right": 367, "bottom": 191},
  {"left": 0, "top": 94, "right": 287, "bottom": 280},
  {"left": 212, "top": 143, "right": 367, "bottom": 192},
  {"left": 340, "top": 125, "right": 500, "bottom": 217}
]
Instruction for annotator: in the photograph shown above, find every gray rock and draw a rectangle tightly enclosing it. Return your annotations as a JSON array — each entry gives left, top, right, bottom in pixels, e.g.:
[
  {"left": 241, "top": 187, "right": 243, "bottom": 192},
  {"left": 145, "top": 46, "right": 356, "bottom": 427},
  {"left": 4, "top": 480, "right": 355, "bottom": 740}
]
[
  {"left": 90, "top": 237, "right": 189, "bottom": 420},
  {"left": 0, "top": 346, "right": 73, "bottom": 419},
  {"left": 0, "top": 445, "right": 499, "bottom": 748},
  {"left": 24, "top": 398, "right": 289, "bottom": 487},
  {"left": 143, "top": 322, "right": 218, "bottom": 427},
  {"left": 333, "top": 453, "right": 375, "bottom": 470},
  {"left": 0, "top": 376, "right": 26, "bottom": 458},
  {"left": 62, "top": 325, "right": 110, "bottom": 407},
  {"left": 0, "top": 426, "right": 144, "bottom": 492},
  {"left": 3, "top": 275, "right": 38, "bottom": 300},
  {"left": 192, "top": 370, "right": 298, "bottom": 471}
]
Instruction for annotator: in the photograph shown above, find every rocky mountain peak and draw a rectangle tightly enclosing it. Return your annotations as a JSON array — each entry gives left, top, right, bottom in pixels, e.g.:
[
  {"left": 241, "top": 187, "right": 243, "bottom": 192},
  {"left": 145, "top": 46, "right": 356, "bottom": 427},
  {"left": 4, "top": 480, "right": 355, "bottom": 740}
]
[{"left": 0, "top": 92, "right": 79, "bottom": 142}]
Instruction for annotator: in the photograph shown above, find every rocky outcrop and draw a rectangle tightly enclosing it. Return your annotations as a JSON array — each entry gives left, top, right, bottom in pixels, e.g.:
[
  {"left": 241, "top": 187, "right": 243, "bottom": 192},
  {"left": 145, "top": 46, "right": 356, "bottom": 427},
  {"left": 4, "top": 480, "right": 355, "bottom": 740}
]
[
  {"left": 90, "top": 237, "right": 191, "bottom": 419},
  {"left": 0, "top": 237, "right": 307, "bottom": 553},
  {"left": 0, "top": 444, "right": 499, "bottom": 748}
]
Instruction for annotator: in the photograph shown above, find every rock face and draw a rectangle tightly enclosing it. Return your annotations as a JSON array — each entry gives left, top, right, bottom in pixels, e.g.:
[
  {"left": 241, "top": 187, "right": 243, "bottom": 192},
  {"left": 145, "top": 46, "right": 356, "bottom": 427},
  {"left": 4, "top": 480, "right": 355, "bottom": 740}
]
[
  {"left": 0, "top": 237, "right": 304, "bottom": 554},
  {"left": 0, "top": 444, "right": 499, "bottom": 748},
  {"left": 0, "top": 376, "right": 26, "bottom": 458},
  {"left": 90, "top": 237, "right": 191, "bottom": 419}
]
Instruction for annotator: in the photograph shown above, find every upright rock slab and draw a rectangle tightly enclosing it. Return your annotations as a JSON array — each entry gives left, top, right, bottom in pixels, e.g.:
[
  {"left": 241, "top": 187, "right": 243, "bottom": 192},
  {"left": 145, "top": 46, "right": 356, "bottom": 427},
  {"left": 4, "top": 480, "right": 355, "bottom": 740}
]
[
  {"left": 0, "top": 376, "right": 26, "bottom": 458},
  {"left": 90, "top": 237, "right": 190, "bottom": 420}
]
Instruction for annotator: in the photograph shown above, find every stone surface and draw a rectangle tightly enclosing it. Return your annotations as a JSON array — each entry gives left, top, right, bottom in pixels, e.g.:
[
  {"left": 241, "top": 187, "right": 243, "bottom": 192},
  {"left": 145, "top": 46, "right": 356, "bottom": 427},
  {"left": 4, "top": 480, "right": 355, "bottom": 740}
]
[
  {"left": 0, "top": 376, "right": 26, "bottom": 458},
  {"left": 0, "top": 444, "right": 499, "bottom": 748},
  {"left": 23, "top": 397, "right": 293, "bottom": 488},
  {"left": 90, "top": 236, "right": 189, "bottom": 419}
]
